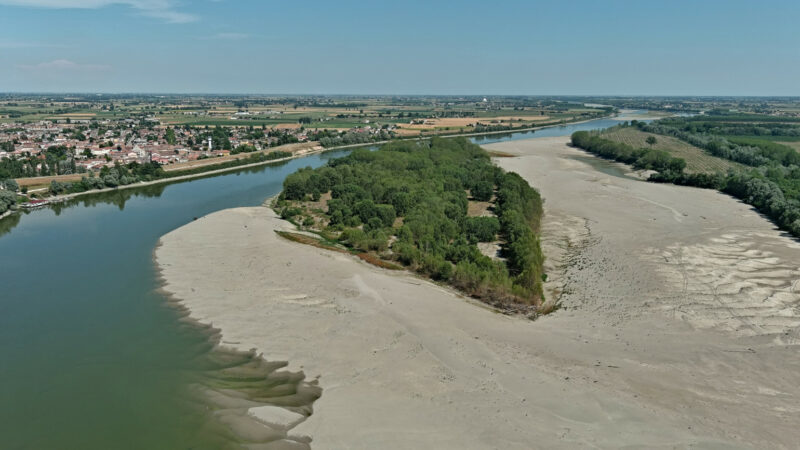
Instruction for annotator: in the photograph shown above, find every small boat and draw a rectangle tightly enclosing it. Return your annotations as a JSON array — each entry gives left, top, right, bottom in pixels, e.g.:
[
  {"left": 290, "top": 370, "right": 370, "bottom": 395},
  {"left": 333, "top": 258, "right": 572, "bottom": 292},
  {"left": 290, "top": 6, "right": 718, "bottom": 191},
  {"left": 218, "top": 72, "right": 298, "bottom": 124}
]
[{"left": 20, "top": 199, "right": 50, "bottom": 209}]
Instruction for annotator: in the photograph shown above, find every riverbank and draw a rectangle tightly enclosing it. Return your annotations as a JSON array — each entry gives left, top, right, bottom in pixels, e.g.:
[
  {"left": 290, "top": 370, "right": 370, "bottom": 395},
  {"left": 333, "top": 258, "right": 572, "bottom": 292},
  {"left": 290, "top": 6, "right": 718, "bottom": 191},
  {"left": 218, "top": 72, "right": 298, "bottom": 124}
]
[{"left": 49, "top": 149, "right": 327, "bottom": 203}]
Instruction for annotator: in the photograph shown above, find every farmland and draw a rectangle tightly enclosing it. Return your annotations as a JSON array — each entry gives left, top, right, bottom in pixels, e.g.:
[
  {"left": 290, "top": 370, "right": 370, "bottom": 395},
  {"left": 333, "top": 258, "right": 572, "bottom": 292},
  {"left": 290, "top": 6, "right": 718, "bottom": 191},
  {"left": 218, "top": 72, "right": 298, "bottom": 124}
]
[
  {"left": 600, "top": 126, "right": 743, "bottom": 174},
  {"left": 0, "top": 95, "right": 608, "bottom": 136}
]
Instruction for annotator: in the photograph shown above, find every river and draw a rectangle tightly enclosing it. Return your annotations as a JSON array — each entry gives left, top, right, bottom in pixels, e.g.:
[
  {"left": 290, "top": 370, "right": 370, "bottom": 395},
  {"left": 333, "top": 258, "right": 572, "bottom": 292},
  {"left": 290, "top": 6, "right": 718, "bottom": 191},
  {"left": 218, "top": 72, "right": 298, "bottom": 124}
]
[{"left": 0, "top": 116, "right": 636, "bottom": 448}]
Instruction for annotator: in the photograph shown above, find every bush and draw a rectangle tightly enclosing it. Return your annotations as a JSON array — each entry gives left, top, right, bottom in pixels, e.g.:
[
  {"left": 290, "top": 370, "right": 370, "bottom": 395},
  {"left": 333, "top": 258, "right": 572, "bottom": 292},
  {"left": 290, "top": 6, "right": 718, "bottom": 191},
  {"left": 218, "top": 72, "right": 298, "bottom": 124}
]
[
  {"left": 0, "top": 189, "right": 16, "bottom": 213},
  {"left": 1, "top": 179, "right": 19, "bottom": 192},
  {"left": 471, "top": 180, "right": 494, "bottom": 201},
  {"left": 466, "top": 216, "right": 500, "bottom": 242}
]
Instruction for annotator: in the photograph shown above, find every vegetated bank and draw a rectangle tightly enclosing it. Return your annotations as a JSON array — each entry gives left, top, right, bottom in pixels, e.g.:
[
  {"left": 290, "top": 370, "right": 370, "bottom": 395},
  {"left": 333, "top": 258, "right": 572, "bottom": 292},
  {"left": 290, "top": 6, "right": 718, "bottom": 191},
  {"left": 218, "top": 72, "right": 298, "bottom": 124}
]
[
  {"left": 0, "top": 149, "right": 295, "bottom": 215},
  {"left": 274, "top": 137, "right": 546, "bottom": 314},
  {"left": 572, "top": 115, "right": 800, "bottom": 237}
]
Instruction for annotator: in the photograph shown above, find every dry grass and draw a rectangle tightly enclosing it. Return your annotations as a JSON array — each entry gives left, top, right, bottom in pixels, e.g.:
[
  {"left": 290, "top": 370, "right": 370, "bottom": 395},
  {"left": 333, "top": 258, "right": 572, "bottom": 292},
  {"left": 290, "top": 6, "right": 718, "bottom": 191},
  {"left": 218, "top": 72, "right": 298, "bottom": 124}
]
[
  {"left": 284, "top": 192, "right": 332, "bottom": 230},
  {"left": 778, "top": 141, "right": 800, "bottom": 152},
  {"left": 601, "top": 127, "right": 743, "bottom": 174},
  {"left": 276, "top": 231, "right": 403, "bottom": 271},
  {"left": 16, "top": 173, "right": 84, "bottom": 187},
  {"left": 274, "top": 123, "right": 302, "bottom": 129},
  {"left": 394, "top": 128, "right": 422, "bottom": 136},
  {"left": 275, "top": 231, "right": 348, "bottom": 254},
  {"left": 537, "top": 300, "right": 562, "bottom": 316},
  {"left": 486, "top": 150, "right": 516, "bottom": 158},
  {"left": 357, "top": 253, "right": 403, "bottom": 270},
  {"left": 54, "top": 113, "right": 97, "bottom": 118},
  {"left": 467, "top": 200, "right": 493, "bottom": 217}
]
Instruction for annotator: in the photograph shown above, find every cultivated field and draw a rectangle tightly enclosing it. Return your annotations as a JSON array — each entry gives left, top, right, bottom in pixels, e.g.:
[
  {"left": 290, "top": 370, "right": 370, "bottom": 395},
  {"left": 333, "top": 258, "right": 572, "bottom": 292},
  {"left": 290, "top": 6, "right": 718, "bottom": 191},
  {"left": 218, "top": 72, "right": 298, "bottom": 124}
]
[{"left": 601, "top": 127, "right": 743, "bottom": 173}]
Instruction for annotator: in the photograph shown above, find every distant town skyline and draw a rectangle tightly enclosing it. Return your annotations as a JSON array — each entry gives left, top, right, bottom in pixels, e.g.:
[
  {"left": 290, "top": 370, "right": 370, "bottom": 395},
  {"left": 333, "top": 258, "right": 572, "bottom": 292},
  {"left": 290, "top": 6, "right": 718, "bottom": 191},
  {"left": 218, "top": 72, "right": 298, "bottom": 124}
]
[{"left": 1, "top": 0, "right": 798, "bottom": 95}]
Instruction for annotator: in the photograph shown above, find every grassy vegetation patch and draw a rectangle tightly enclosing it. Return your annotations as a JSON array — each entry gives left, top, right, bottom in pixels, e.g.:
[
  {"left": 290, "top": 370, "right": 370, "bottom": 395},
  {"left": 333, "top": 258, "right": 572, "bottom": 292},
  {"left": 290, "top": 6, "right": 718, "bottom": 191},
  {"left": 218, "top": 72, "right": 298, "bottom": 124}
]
[
  {"left": 357, "top": 253, "right": 403, "bottom": 270},
  {"left": 275, "top": 231, "right": 348, "bottom": 254},
  {"left": 601, "top": 127, "right": 742, "bottom": 173}
]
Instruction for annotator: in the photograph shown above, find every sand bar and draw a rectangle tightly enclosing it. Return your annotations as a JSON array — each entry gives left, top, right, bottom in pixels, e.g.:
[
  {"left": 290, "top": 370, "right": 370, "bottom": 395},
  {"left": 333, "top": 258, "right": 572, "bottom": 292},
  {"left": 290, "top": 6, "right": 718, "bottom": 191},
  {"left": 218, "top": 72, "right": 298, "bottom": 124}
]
[{"left": 156, "top": 136, "right": 800, "bottom": 449}]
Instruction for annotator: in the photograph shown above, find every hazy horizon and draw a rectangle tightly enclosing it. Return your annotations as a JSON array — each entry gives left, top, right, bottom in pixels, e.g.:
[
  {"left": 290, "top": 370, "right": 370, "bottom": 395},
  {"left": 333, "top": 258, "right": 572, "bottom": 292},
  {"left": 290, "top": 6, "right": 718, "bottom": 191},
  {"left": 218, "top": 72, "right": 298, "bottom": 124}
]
[{"left": 2, "top": 92, "right": 800, "bottom": 99}]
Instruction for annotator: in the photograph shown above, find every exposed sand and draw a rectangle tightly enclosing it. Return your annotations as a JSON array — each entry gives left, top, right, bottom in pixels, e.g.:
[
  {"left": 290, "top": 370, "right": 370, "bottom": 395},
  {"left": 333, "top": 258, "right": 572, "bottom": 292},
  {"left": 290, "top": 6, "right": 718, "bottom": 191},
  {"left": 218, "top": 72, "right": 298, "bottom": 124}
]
[{"left": 156, "top": 136, "right": 800, "bottom": 449}]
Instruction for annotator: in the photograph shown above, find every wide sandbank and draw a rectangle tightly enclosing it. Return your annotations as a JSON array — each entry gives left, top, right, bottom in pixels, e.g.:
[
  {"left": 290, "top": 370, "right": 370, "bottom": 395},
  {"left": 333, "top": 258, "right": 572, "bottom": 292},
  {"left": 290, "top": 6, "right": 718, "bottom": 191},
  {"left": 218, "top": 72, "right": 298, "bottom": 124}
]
[{"left": 156, "top": 136, "right": 800, "bottom": 449}]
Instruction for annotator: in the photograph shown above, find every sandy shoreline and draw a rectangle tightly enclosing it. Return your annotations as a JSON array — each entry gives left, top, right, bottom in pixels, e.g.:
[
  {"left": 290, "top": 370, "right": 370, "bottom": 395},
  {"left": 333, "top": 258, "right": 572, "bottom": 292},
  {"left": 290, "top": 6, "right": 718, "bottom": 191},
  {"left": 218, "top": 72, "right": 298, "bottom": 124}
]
[{"left": 156, "top": 136, "right": 800, "bottom": 448}]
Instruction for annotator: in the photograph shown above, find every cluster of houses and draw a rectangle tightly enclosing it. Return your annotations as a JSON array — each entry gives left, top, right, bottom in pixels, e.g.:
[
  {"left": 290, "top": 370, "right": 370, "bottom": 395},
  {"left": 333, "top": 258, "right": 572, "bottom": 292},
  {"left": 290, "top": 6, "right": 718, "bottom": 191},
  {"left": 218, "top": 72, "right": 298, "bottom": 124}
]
[{"left": 0, "top": 118, "right": 315, "bottom": 173}]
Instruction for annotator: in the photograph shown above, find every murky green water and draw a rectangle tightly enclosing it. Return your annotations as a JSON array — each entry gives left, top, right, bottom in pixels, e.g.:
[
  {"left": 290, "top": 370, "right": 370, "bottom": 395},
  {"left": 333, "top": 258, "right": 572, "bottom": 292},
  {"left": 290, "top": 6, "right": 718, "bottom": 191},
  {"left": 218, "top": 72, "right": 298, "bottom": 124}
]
[
  {"left": 0, "top": 117, "right": 630, "bottom": 448},
  {"left": 0, "top": 152, "right": 347, "bottom": 449}
]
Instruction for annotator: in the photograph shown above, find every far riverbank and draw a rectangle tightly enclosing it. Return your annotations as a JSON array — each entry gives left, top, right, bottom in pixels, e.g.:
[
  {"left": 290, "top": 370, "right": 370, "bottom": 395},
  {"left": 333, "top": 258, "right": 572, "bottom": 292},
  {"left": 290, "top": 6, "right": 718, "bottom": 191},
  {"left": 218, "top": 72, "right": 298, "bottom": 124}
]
[{"left": 2, "top": 113, "right": 614, "bottom": 222}]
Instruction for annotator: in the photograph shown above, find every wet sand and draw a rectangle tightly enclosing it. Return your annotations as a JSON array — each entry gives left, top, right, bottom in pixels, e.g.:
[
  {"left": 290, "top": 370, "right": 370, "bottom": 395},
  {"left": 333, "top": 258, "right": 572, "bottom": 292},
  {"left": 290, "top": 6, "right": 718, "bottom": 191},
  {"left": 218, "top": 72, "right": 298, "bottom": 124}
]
[{"left": 156, "top": 136, "right": 800, "bottom": 449}]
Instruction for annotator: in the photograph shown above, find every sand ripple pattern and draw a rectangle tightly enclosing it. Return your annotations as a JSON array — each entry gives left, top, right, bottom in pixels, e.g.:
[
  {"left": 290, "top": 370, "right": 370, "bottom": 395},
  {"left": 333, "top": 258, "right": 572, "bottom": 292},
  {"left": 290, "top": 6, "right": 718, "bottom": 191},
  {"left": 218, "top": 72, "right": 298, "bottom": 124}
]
[{"left": 644, "top": 233, "right": 800, "bottom": 339}]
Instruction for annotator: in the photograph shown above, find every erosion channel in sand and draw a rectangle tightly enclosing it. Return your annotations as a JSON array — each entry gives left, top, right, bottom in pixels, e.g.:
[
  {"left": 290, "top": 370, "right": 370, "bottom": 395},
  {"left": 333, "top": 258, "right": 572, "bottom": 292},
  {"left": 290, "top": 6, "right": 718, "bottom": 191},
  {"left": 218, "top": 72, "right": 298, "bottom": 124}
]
[{"left": 156, "top": 135, "right": 800, "bottom": 449}]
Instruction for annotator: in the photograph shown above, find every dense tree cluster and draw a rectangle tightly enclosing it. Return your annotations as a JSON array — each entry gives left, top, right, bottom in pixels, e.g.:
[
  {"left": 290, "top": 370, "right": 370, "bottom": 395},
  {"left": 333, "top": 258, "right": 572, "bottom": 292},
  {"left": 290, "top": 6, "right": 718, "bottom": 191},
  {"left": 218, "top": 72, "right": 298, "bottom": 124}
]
[
  {"left": 310, "top": 129, "right": 394, "bottom": 148},
  {"left": 266, "top": 129, "right": 299, "bottom": 146},
  {"left": 278, "top": 137, "right": 545, "bottom": 306},
  {"left": 0, "top": 189, "right": 17, "bottom": 214},
  {"left": 231, "top": 144, "right": 257, "bottom": 155},
  {"left": 0, "top": 144, "right": 81, "bottom": 179},
  {"left": 49, "top": 161, "right": 165, "bottom": 195},
  {"left": 198, "top": 127, "right": 232, "bottom": 150}
]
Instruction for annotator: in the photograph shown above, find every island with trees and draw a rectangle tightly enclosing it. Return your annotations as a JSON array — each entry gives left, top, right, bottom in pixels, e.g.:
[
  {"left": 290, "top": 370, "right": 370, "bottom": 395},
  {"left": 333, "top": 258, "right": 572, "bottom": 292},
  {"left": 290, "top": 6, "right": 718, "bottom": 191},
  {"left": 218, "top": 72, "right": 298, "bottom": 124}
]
[{"left": 274, "top": 137, "right": 547, "bottom": 314}]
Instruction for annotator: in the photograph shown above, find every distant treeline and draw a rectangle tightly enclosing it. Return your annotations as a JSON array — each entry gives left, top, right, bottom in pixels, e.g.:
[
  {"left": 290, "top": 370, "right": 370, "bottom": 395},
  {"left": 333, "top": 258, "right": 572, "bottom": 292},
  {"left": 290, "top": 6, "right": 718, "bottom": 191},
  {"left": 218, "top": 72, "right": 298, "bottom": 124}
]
[
  {"left": 278, "top": 137, "right": 545, "bottom": 309},
  {"left": 572, "top": 119, "right": 800, "bottom": 237},
  {"left": 309, "top": 129, "right": 394, "bottom": 147}
]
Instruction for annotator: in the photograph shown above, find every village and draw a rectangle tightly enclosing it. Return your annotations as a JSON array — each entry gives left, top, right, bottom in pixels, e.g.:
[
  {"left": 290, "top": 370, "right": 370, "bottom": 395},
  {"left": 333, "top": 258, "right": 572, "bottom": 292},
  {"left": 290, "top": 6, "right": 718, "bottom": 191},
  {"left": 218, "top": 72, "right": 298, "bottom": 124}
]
[{"left": 0, "top": 117, "right": 328, "bottom": 174}]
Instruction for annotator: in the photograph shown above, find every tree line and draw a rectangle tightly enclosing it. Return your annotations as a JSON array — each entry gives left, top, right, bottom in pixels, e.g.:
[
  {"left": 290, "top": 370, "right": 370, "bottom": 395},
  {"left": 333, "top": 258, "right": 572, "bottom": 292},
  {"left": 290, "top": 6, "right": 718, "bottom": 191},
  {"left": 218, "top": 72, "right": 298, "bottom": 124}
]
[{"left": 572, "top": 121, "right": 800, "bottom": 238}]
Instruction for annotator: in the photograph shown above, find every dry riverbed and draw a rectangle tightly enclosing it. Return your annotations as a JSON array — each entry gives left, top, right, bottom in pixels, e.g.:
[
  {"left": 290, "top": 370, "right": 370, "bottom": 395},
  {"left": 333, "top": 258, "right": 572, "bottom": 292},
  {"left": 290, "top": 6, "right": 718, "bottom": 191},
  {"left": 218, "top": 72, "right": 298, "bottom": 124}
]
[{"left": 156, "top": 136, "right": 800, "bottom": 449}]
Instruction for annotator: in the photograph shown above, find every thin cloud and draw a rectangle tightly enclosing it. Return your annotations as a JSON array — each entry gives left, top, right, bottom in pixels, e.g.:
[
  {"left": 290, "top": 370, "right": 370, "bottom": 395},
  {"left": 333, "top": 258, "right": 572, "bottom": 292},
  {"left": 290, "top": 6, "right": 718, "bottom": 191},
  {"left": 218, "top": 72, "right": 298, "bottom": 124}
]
[
  {"left": 0, "top": 41, "right": 69, "bottom": 49},
  {"left": 17, "top": 59, "right": 111, "bottom": 72},
  {"left": 203, "top": 32, "right": 249, "bottom": 40},
  {"left": 0, "top": 0, "right": 197, "bottom": 23}
]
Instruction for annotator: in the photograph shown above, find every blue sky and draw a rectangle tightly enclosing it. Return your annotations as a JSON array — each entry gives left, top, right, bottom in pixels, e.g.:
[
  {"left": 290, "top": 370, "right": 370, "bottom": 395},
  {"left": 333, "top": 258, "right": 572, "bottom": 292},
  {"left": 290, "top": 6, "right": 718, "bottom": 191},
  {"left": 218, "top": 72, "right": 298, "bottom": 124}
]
[{"left": 0, "top": 0, "right": 798, "bottom": 95}]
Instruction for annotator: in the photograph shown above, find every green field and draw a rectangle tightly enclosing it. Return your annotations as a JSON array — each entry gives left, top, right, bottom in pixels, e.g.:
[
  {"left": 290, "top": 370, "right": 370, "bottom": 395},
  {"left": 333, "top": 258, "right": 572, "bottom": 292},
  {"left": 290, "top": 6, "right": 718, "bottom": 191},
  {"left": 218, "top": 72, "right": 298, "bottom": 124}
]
[
  {"left": 601, "top": 127, "right": 743, "bottom": 173},
  {"left": 0, "top": 96, "right": 604, "bottom": 128}
]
